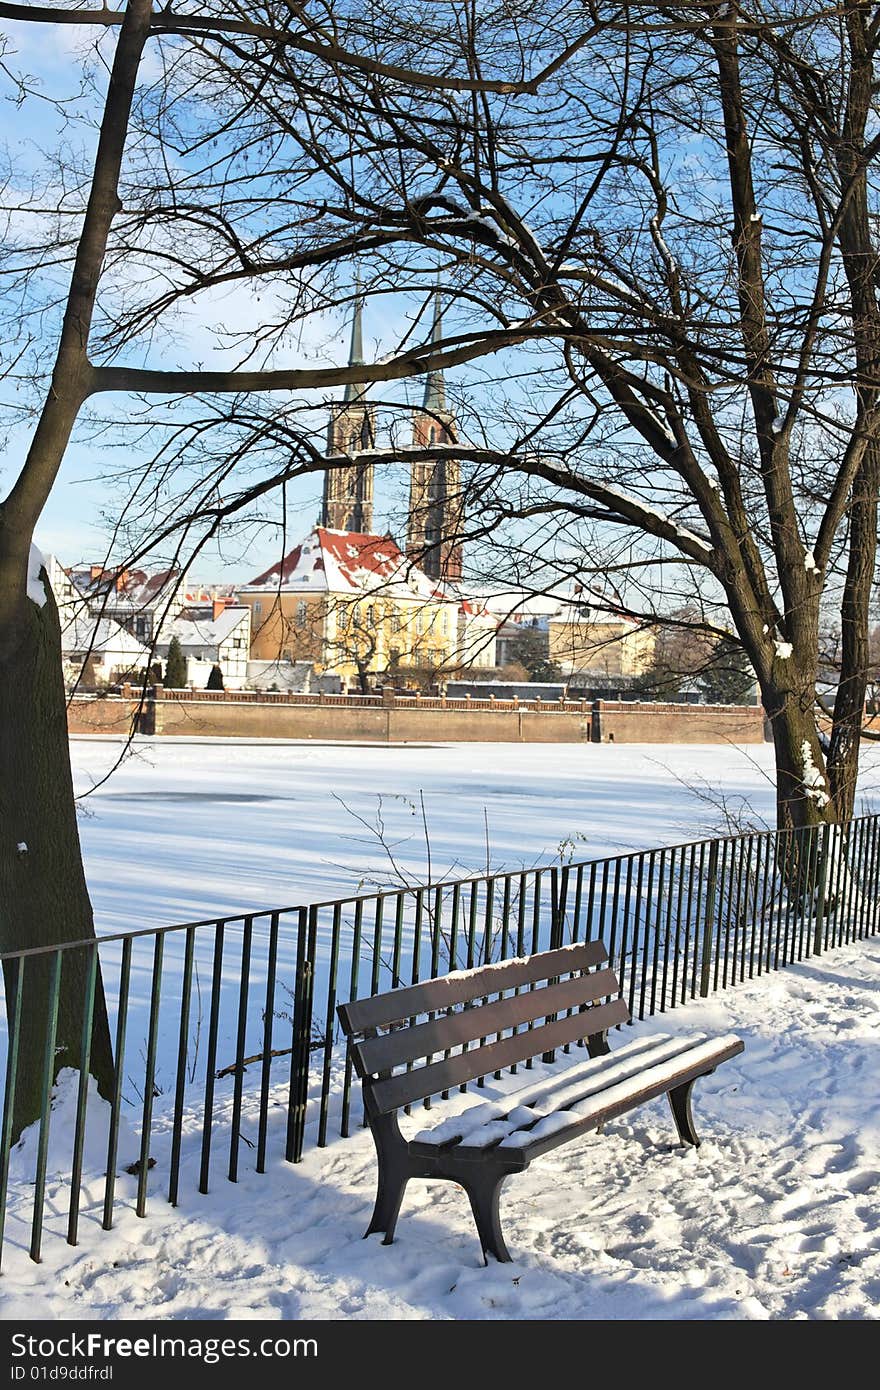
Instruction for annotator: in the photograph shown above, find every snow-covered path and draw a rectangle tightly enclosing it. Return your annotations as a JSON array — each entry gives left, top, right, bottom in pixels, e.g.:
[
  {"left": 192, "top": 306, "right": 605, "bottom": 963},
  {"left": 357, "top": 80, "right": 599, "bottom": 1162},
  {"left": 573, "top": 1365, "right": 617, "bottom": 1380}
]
[{"left": 1, "top": 935, "right": 877, "bottom": 1321}]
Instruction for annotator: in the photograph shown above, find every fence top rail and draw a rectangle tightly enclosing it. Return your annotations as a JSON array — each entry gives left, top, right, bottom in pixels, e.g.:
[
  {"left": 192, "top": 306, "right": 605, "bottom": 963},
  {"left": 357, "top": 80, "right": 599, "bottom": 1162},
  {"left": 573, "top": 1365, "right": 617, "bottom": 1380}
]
[{"left": 0, "top": 813, "right": 871, "bottom": 964}]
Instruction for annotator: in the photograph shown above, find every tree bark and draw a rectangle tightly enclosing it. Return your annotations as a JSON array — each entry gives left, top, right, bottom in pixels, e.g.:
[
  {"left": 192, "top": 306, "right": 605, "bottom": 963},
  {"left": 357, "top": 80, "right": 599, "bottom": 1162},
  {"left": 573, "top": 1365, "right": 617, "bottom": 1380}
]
[
  {"left": 827, "top": 442, "right": 880, "bottom": 822},
  {"left": 0, "top": 566, "right": 114, "bottom": 1140},
  {"left": 762, "top": 676, "right": 837, "bottom": 832},
  {"left": 0, "top": 0, "right": 153, "bottom": 1139}
]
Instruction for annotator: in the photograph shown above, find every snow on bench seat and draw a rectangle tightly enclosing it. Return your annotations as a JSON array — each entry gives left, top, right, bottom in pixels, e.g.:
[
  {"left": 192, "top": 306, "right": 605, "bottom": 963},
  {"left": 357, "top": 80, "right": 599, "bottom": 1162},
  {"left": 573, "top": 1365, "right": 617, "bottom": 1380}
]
[{"left": 410, "top": 1032, "right": 741, "bottom": 1158}]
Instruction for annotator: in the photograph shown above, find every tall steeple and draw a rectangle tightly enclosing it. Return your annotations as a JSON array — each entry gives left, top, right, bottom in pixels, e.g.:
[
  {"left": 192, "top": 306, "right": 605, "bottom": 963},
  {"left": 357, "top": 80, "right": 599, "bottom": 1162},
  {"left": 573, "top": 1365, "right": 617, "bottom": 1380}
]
[
  {"left": 343, "top": 293, "right": 365, "bottom": 402},
  {"left": 324, "top": 290, "right": 375, "bottom": 533},
  {"left": 421, "top": 292, "right": 447, "bottom": 416},
  {"left": 407, "top": 286, "right": 463, "bottom": 581}
]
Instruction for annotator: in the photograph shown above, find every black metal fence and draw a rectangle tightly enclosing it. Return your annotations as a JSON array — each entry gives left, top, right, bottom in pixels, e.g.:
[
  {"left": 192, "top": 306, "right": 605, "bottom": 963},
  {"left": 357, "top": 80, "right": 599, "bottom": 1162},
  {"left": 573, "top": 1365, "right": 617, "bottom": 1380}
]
[{"left": 2, "top": 813, "right": 879, "bottom": 1270}]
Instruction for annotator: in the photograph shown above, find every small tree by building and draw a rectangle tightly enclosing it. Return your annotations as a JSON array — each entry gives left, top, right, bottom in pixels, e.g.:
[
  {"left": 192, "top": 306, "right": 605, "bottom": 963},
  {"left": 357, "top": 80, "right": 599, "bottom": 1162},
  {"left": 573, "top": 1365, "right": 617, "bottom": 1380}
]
[
  {"left": 206, "top": 663, "right": 225, "bottom": 691},
  {"left": 164, "top": 636, "right": 188, "bottom": 689},
  {"left": 700, "top": 637, "right": 756, "bottom": 706}
]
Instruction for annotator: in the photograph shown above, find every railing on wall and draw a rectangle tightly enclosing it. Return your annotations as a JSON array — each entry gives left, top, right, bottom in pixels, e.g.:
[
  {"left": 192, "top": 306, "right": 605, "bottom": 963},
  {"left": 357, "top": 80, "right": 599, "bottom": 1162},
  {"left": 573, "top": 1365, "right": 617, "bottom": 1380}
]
[{"left": 1, "top": 814, "right": 878, "bottom": 1269}]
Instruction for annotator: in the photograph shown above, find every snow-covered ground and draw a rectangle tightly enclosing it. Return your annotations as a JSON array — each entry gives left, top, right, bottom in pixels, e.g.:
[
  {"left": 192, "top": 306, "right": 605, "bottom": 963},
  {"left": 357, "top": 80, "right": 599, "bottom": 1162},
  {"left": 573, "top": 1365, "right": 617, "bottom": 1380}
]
[
  {"left": 71, "top": 737, "right": 880, "bottom": 932},
  {"left": 0, "top": 738, "right": 877, "bottom": 1320},
  {"left": 1, "top": 935, "right": 878, "bottom": 1321}
]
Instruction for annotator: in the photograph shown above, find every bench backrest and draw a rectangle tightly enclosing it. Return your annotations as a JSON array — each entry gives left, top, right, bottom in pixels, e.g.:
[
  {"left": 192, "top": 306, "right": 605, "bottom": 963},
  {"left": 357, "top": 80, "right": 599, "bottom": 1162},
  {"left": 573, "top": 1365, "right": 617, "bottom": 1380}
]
[{"left": 337, "top": 940, "right": 629, "bottom": 1115}]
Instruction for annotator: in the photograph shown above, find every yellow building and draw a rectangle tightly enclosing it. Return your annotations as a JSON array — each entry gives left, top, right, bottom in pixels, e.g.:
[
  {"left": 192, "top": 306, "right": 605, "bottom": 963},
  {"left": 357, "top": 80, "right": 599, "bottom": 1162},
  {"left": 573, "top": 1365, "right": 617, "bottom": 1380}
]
[
  {"left": 548, "top": 603, "right": 655, "bottom": 678},
  {"left": 238, "top": 527, "right": 459, "bottom": 689}
]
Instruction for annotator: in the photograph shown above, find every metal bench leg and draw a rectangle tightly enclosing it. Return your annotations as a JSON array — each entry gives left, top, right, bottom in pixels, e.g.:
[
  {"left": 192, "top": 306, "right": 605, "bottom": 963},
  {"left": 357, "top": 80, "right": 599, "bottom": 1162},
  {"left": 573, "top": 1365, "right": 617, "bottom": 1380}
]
[
  {"left": 364, "top": 1112, "right": 410, "bottom": 1244},
  {"left": 462, "top": 1170, "right": 511, "bottom": 1265},
  {"left": 365, "top": 1168, "right": 409, "bottom": 1244},
  {"left": 667, "top": 1078, "right": 701, "bottom": 1147}
]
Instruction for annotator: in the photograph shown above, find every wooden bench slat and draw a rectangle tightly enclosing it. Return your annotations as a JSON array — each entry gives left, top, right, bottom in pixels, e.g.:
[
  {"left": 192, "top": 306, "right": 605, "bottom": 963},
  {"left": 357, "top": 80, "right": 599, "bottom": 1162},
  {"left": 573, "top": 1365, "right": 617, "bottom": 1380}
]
[
  {"left": 338, "top": 939, "right": 608, "bottom": 1035},
  {"left": 356, "top": 966, "right": 620, "bottom": 1075},
  {"left": 409, "top": 1031, "right": 697, "bottom": 1152},
  {"left": 493, "top": 1035, "right": 745, "bottom": 1169},
  {"left": 369, "top": 995, "right": 630, "bottom": 1113}
]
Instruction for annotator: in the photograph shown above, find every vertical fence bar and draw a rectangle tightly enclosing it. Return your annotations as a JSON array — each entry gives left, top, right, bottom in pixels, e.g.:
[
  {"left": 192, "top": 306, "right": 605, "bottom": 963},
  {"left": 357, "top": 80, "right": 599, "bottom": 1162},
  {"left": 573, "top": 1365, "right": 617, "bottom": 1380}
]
[
  {"left": 650, "top": 850, "right": 665, "bottom": 1016},
  {"left": 850, "top": 818, "right": 868, "bottom": 943},
  {"left": 369, "top": 897, "right": 384, "bottom": 997},
  {"left": 700, "top": 840, "right": 719, "bottom": 998},
  {"left": 477, "top": 878, "right": 496, "bottom": 1083},
  {"left": 618, "top": 856, "right": 634, "bottom": 1008},
  {"left": 168, "top": 925, "right": 196, "bottom": 1205},
  {"left": 391, "top": 893, "right": 405, "bottom": 988},
  {"left": 583, "top": 856, "right": 597, "bottom": 945},
  {"left": 726, "top": 837, "right": 745, "bottom": 987},
  {"left": 30, "top": 950, "right": 62, "bottom": 1264},
  {"left": 639, "top": 851, "right": 656, "bottom": 1021},
  {"left": 747, "top": 833, "right": 762, "bottom": 978},
  {"left": 826, "top": 823, "right": 845, "bottom": 950},
  {"left": 67, "top": 944, "right": 98, "bottom": 1247},
  {"left": 812, "top": 823, "right": 830, "bottom": 956},
  {"left": 854, "top": 818, "right": 867, "bottom": 938},
  {"left": 256, "top": 912, "right": 280, "bottom": 1174},
  {"left": 658, "top": 848, "right": 674, "bottom": 1012},
  {"left": 341, "top": 900, "right": 364, "bottom": 1138},
  {"left": 318, "top": 904, "right": 342, "bottom": 1147},
  {"left": 0, "top": 955, "right": 24, "bottom": 1271},
  {"left": 681, "top": 842, "right": 698, "bottom": 1002},
  {"left": 103, "top": 936, "right": 131, "bottom": 1231},
  {"left": 689, "top": 842, "right": 707, "bottom": 998},
  {"left": 287, "top": 906, "right": 316, "bottom": 1164},
  {"left": 797, "top": 827, "right": 813, "bottom": 960},
  {"left": 860, "top": 817, "right": 878, "bottom": 938},
  {"left": 715, "top": 838, "right": 731, "bottom": 991},
  {"left": 606, "top": 860, "right": 620, "bottom": 984},
  {"left": 199, "top": 922, "right": 225, "bottom": 1195},
  {"left": 420, "top": 884, "right": 446, "bottom": 1107},
  {"left": 572, "top": 864, "right": 585, "bottom": 941},
  {"left": 228, "top": 917, "right": 253, "bottom": 1182},
  {"left": 757, "top": 830, "right": 774, "bottom": 973},
  {"left": 524, "top": 871, "right": 542, "bottom": 1068},
  {"left": 794, "top": 827, "right": 809, "bottom": 961},
  {"left": 630, "top": 853, "right": 646, "bottom": 1021},
  {"left": 867, "top": 811, "right": 878, "bottom": 934},
  {"left": 136, "top": 933, "right": 164, "bottom": 1218},
  {"left": 670, "top": 845, "right": 687, "bottom": 1009},
  {"left": 405, "top": 889, "right": 425, "bottom": 1110},
  {"left": 441, "top": 885, "right": 461, "bottom": 1100},
  {"left": 509, "top": 874, "right": 527, "bottom": 1076}
]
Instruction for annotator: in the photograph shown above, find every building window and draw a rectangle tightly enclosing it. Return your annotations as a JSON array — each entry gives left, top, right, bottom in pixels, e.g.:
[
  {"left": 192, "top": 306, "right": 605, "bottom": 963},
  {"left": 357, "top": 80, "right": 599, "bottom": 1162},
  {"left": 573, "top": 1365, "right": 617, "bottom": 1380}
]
[
  {"left": 367, "top": 605, "right": 375, "bottom": 626},
  {"left": 296, "top": 600, "right": 307, "bottom": 628},
  {"left": 253, "top": 602, "right": 262, "bottom": 616}
]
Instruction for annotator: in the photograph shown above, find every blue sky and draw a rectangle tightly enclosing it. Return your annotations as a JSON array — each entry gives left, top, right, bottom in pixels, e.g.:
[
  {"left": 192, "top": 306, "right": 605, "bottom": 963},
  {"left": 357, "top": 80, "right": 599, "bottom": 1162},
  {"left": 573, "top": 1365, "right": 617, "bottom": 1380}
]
[{"left": 1, "top": 17, "right": 471, "bottom": 582}]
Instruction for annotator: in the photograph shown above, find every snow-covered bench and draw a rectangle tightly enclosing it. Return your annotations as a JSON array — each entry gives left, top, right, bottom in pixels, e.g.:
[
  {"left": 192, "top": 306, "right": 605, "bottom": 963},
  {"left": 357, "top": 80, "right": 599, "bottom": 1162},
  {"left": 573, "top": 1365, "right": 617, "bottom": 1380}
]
[{"left": 337, "top": 940, "right": 743, "bottom": 1264}]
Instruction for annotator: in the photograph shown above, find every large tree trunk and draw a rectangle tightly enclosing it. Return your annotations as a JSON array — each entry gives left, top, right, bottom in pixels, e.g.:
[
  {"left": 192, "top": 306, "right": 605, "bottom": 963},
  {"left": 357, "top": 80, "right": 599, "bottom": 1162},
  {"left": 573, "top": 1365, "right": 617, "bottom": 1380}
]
[
  {"left": 826, "top": 443, "right": 880, "bottom": 824},
  {"left": 0, "top": 565, "right": 114, "bottom": 1141},
  {"left": 762, "top": 676, "right": 837, "bottom": 832}
]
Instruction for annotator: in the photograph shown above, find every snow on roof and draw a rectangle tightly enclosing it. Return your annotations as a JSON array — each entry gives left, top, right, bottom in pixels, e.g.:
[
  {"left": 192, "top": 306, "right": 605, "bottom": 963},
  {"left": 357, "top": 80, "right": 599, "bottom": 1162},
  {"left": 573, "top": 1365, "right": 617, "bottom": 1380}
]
[
  {"left": 242, "top": 528, "right": 452, "bottom": 603},
  {"left": 60, "top": 609, "right": 151, "bottom": 659},
  {"left": 70, "top": 564, "right": 183, "bottom": 612},
  {"left": 164, "top": 607, "right": 250, "bottom": 650}
]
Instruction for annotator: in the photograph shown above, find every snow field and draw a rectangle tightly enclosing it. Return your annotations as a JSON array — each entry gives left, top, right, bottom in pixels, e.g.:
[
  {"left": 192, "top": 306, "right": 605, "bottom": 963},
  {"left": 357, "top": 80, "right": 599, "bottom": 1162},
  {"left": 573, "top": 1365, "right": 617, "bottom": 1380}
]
[{"left": 0, "top": 935, "right": 877, "bottom": 1320}]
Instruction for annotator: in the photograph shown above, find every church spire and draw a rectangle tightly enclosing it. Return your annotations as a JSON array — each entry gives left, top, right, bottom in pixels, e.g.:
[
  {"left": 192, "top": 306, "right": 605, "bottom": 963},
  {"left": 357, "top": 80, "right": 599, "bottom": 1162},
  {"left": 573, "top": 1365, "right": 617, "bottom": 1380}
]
[
  {"left": 422, "top": 288, "right": 447, "bottom": 415},
  {"left": 324, "top": 288, "right": 375, "bottom": 532},
  {"left": 407, "top": 282, "right": 462, "bottom": 581},
  {"left": 343, "top": 289, "right": 366, "bottom": 403}
]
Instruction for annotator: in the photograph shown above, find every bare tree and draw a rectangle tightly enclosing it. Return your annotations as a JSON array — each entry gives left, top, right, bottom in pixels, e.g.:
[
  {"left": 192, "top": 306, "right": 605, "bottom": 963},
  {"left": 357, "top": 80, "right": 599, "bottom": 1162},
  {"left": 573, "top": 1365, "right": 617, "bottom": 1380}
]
[
  {"left": 0, "top": 0, "right": 569, "bottom": 1133},
  {"left": 6, "top": 0, "right": 880, "bottom": 1129},
  {"left": 190, "top": 0, "right": 880, "bottom": 831}
]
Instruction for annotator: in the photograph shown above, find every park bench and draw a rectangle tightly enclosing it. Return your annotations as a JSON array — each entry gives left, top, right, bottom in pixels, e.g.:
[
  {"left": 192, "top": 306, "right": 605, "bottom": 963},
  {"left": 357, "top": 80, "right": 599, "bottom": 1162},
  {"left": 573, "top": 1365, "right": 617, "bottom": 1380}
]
[{"left": 337, "top": 939, "right": 744, "bottom": 1263}]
